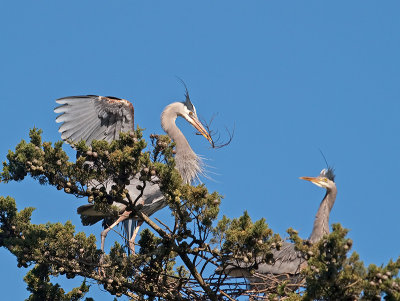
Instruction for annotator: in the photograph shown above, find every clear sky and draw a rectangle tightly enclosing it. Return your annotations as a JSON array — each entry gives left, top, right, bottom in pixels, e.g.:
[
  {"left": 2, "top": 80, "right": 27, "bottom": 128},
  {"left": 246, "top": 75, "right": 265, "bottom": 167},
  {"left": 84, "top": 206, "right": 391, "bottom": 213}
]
[{"left": 1, "top": 1, "right": 400, "bottom": 299}]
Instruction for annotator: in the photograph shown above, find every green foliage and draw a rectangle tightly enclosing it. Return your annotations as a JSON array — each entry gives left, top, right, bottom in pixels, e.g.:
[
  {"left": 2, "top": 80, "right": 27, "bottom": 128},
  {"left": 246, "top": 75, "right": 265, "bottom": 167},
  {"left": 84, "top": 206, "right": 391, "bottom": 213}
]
[
  {"left": 0, "top": 196, "right": 96, "bottom": 300},
  {"left": 213, "top": 211, "right": 281, "bottom": 266},
  {"left": 298, "top": 224, "right": 400, "bottom": 300},
  {"left": 0, "top": 129, "right": 227, "bottom": 299},
  {"left": 1, "top": 129, "right": 400, "bottom": 300},
  {"left": 24, "top": 264, "right": 90, "bottom": 301},
  {"left": 301, "top": 224, "right": 364, "bottom": 300}
]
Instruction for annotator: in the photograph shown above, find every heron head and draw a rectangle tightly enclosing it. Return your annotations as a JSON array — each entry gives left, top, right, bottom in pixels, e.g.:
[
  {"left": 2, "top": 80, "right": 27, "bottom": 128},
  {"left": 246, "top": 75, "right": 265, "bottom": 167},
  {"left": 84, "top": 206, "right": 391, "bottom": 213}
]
[
  {"left": 178, "top": 87, "right": 212, "bottom": 144},
  {"left": 300, "top": 167, "right": 336, "bottom": 189}
]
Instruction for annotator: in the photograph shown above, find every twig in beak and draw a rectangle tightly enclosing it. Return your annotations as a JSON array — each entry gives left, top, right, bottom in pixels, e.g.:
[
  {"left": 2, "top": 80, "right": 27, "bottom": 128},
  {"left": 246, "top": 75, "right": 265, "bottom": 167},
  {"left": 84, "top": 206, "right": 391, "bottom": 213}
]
[{"left": 198, "top": 114, "right": 235, "bottom": 149}]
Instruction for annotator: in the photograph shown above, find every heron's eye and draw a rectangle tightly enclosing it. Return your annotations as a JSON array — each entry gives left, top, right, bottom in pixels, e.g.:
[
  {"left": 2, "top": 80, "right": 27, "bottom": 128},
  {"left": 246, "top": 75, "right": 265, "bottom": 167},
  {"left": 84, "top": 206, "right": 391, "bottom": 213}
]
[
  {"left": 189, "top": 111, "right": 194, "bottom": 117},
  {"left": 323, "top": 178, "right": 328, "bottom": 182}
]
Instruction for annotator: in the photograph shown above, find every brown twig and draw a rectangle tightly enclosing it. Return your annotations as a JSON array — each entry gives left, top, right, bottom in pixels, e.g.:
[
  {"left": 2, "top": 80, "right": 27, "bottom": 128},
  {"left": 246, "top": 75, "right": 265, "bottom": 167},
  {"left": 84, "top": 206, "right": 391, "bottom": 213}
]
[
  {"left": 199, "top": 114, "right": 235, "bottom": 149},
  {"left": 133, "top": 209, "right": 219, "bottom": 301},
  {"left": 155, "top": 217, "right": 174, "bottom": 233}
]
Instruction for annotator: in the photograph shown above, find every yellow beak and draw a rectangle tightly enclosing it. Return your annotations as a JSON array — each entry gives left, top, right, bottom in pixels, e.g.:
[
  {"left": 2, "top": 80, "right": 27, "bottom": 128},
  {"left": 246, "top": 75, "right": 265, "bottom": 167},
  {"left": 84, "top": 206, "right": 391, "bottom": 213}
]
[
  {"left": 189, "top": 116, "right": 213, "bottom": 144},
  {"left": 299, "top": 176, "right": 319, "bottom": 183},
  {"left": 300, "top": 176, "right": 326, "bottom": 188}
]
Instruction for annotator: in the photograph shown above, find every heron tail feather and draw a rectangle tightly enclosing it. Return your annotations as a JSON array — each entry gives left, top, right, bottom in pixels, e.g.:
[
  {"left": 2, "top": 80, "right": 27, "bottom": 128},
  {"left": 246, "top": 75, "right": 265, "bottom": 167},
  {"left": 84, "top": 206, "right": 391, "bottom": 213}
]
[{"left": 122, "top": 219, "right": 137, "bottom": 255}]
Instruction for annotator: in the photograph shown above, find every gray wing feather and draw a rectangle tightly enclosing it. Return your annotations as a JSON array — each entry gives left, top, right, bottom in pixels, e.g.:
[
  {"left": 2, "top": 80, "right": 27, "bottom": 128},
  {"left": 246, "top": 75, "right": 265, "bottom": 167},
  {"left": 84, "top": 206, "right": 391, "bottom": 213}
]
[
  {"left": 78, "top": 117, "right": 105, "bottom": 142},
  {"left": 73, "top": 116, "right": 101, "bottom": 142},
  {"left": 77, "top": 175, "right": 166, "bottom": 222},
  {"left": 219, "top": 242, "right": 306, "bottom": 278},
  {"left": 125, "top": 176, "right": 166, "bottom": 217},
  {"left": 61, "top": 114, "right": 99, "bottom": 142},
  {"left": 54, "top": 95, "right": 134, "bottom": 145},
  {"left": 256, "top": 242, "right": 305, "bottom": 275},
  {"left": 58, "top": 115, "right": 90, "bottom": 133}
]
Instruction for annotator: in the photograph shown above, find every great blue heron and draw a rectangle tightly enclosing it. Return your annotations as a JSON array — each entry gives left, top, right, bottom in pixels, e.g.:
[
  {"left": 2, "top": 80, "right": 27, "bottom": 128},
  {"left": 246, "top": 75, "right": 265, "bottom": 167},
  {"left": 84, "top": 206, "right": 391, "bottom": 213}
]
[
  {"left": 220, "top": 168, "right": 337, "bottom": 289},
  {"left": 54, "top": 89, "right": 212, "bottom": 254}
]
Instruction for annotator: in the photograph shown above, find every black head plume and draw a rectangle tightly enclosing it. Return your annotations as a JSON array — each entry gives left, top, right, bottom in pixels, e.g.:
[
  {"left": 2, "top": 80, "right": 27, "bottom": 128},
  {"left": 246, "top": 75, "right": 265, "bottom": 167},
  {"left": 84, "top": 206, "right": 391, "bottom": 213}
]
[
  {"left": 320, "top": 167, "right": 335, "bottom": 182},
  {"left": 318, "top": 149, "right": 335, "bottom": 181},
  {"left": 319, "top": 149, "right": 329, "bottom": 169},
  {"left": 176, "top": 77, "right": 195, "bottom": 112}
]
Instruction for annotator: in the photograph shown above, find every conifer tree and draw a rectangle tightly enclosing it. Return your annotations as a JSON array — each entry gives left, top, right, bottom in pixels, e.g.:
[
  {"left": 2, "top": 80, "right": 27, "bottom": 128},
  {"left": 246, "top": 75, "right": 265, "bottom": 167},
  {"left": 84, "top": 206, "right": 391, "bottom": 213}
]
[{"left": 1, "top": 128, "right": 400, "bottom": 300}]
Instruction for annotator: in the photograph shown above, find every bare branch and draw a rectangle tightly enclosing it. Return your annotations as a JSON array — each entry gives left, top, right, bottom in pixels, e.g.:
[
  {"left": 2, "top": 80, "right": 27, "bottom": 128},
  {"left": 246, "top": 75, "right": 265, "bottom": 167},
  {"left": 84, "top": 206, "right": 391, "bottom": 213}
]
[{"left": 199, "top": 114, "right": 235, "bottom": 149}]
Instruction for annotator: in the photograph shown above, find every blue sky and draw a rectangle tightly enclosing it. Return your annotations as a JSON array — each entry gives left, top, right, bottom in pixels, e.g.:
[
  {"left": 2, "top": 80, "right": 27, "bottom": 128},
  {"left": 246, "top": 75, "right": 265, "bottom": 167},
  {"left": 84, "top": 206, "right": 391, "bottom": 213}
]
[{"left": 1, "top": 1, "right": 400, "bottom": 299}]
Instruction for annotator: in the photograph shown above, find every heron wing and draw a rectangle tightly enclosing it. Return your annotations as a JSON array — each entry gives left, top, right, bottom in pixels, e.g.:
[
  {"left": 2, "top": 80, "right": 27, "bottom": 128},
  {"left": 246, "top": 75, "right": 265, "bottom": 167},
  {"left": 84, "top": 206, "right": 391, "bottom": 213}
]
[
  {"left": 121, "top": 176, "right": 166, "bottom": 251},
  {"left": 256, "top": 242, "right": 306, "bottom": 275},
  {"left": 218, "top": 242, "right": 306, "bottom": 277},
  {"left": 54, "top": 95, "right": 134, "bottom": 145},
  {"left": 78, "top": 175, "right": 166, "bottom": 224},
  {"left": 124, "top": 175, "right": 167, "bottom": 217}
]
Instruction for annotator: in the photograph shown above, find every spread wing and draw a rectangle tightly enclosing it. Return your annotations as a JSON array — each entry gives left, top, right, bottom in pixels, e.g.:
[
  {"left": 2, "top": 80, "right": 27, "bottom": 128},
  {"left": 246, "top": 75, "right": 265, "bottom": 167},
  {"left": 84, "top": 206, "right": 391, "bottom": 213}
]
[{"left": 54, "top": 95, "right": 134, "bottom": 145}]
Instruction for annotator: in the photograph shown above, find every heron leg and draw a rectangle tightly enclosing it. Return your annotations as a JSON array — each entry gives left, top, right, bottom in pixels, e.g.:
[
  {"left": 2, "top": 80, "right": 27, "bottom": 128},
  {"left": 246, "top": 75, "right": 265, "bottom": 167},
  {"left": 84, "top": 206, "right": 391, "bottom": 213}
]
[
  {"left": 99, "top": 210, "right": 131, "bottom": 276},
  {"left": 128, "top": 220, "right": 143, "bottom": 254}
]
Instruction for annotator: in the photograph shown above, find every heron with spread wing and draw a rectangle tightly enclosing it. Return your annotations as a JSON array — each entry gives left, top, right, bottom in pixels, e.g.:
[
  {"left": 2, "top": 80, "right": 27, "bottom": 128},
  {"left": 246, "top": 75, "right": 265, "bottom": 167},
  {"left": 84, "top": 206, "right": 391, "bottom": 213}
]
[
  {"left": 54, "top": 88, "right": 212, "bottom": 254},
  {"left": 220, "top": 168, "right": 337, "bottom": 289}
]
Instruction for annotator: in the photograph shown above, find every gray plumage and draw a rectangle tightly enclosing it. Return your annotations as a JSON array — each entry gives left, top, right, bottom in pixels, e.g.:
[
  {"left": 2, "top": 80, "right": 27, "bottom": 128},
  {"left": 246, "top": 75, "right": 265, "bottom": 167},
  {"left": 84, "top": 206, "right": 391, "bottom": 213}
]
[
  {"left": 161, "top": 102, "right": 206, "bottom": 184},
  {"left": 77, "top": 176, "right": 165, "bottom": 224},
  {"left": 220, "top": 242, "right": 306, "bottom": 278},
  {"left": 219, "top": 168, "right": 337, "bottom": 288},
  {"left": 305, "top": 168, "right": 337, "bottom": 244},
  {"left": 54, "top": 92, "right": 211, "bottom": 254},
  {"left": 55, "top": 95, "right": 134, "bottom": 145}
]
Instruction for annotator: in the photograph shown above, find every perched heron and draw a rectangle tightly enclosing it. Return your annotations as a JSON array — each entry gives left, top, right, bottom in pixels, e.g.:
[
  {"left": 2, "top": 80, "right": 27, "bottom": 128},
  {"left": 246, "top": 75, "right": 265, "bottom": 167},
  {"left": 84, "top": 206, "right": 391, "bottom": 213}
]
[
  {"left": 220, "top": 168, "right": 337, "bottom": 288},
  {"left": 54, "top": 89, "right": 212, "bottom": 254}
]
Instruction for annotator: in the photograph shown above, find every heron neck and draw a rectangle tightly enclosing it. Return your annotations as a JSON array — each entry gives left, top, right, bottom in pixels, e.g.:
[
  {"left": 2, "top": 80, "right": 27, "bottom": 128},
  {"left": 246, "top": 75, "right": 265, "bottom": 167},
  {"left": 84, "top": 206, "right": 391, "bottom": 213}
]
[
  {"left": 309, "top": 186, "right": 337, "bottom": 244},
  {"left": 161, "top": 103, "right": 200, "bottom": 184},
  {"left": 161, "top": 103, "right": 193, "bottom": 151}
]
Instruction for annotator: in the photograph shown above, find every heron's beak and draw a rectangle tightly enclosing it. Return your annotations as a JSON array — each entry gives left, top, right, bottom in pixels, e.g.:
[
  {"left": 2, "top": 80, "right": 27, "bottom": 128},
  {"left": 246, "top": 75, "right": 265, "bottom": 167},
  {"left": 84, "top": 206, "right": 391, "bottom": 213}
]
[
  {"left": 189, "top": 116, "right": 213, "bottom": 144},
  {"left": 299, "top": 177, "right": 323, "bottom": 187},
  {"left": 299, "top": 176, "right": 318, "bottom": 183}
]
